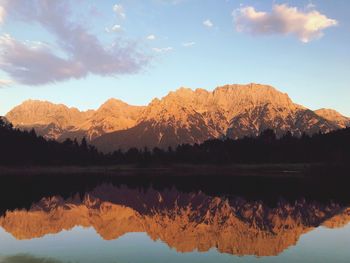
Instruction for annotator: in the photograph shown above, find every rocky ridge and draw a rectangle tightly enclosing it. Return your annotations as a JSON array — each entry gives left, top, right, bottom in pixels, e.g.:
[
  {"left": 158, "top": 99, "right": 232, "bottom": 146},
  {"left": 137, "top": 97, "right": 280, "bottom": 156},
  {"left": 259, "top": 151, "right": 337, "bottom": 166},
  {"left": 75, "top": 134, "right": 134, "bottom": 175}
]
[
  {"left": 315, "top": 108, "right": 350, "bottom": 129},
  {"left": 5, "top": 84, "right": 349, "bottom": 151}
]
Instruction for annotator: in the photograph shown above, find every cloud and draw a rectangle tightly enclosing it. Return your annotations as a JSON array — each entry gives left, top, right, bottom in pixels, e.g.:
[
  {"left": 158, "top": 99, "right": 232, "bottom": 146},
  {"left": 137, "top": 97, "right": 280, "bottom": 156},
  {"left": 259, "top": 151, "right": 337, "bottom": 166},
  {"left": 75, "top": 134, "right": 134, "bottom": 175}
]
[
  {"left": 0, "top": 6, "right": 5, "bottom": 24},
  {"left": 0, "top": 34, "right": 85, "bottom": 85},
  {"left": 152, "top": 47, "right": 173, "bottom": 53},
  {"left": 0, "top": 0, "right": 149, "bottom": 85},
  {"left": 105, "top": 24, "right": 123, "bottom": 33},
  {"left": 147, "top": 34, "right": 156, "bottom": 40},
  {"left": 182, "top": 41, "right": 195, "bottom": 47},
  {"left": 113, "top": 4, "right": 126, "bottom": 19},
  {"left": 203, "top": 19, "right": 213, "bottom": 28},
  {"left": 233, "top": 4, "right": 338, "bottom": 43},
  {"left": 111, "top": 24, "right": 122, "bottom": 32},
  {"left": 0, "top": 78, "right": 12, "bottom": 87}
]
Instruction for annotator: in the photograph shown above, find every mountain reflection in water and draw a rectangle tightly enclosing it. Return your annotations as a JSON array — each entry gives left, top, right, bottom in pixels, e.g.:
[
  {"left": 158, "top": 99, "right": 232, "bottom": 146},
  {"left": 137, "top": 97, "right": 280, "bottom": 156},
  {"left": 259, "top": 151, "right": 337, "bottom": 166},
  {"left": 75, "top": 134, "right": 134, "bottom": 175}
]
[{"left": 0, "top": 182, "right": 349, "bottom": 258}]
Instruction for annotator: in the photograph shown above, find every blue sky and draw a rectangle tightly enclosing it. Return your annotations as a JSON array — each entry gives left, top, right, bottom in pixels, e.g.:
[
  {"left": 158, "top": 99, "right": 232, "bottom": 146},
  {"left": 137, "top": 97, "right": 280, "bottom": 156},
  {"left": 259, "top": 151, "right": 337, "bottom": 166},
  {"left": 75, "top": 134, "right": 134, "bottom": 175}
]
[{"left": 0, "top": 0, "right": 349, "bottom": 116}]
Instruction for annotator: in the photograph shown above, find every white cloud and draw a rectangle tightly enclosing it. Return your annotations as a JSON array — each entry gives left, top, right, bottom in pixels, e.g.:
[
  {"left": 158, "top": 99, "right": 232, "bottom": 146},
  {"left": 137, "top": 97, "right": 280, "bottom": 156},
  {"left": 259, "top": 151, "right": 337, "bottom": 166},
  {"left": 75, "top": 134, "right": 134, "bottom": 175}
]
[
  {"left": 105, "top": 24, "right": 123, "bottom": 33},
  {"left": 233, "top": 4, "right": 338, "bottom": 43},
  {"left": 0, "top": 6, "right": 5, "bottom": 24},
  {"left": 111, "top": 24, "right": 122, "bottom": 32},
  {"left": 147, "top": 34, "right": 156, "bottom": 40},
  {"left": 0, "top": 1, "right": 148, "bottom": 85},
  {"left": 182, "top": 42, "right": 195, "bottom": 47},
  {"left": 203, "top": 19, "right": 213, "bottom": 28},
  {"left": 152, "top": 47, "right": 173, "bottom": 53},
  {"left": 113, "top": 4, "right": 126, "bottom": 19}
]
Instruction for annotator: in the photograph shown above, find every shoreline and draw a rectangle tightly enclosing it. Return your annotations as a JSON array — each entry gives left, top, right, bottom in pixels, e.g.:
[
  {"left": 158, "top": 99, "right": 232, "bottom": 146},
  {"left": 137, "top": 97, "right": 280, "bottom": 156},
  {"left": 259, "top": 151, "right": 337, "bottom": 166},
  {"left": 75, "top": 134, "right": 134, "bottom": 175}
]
[
  {"left": 0, "top": 163, "right": 319, "bottom": 177},
  {"left": 0, "top": 163, "right": 349, "bottom": 207}
]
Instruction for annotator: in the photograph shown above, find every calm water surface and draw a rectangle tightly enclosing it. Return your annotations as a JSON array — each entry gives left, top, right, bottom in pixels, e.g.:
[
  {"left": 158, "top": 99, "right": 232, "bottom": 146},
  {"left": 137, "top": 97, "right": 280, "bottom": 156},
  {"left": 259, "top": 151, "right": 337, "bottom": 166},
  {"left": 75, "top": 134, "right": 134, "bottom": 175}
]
[{"left": 0, "top": 174, "right": 349, "bottom": 263}]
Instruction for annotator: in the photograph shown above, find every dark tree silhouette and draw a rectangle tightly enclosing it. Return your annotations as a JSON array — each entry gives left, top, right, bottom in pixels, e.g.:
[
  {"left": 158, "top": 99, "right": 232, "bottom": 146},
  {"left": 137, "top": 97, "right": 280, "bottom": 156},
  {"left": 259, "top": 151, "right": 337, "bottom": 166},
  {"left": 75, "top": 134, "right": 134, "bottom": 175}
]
[{"left": 0, "top": 118, "right": 349, "bottom": 166}]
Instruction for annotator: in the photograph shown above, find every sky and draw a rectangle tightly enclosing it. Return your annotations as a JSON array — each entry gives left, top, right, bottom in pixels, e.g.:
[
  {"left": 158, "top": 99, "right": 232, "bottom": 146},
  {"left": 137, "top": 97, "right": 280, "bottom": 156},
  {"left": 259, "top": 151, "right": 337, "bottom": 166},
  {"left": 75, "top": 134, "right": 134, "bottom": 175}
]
[{"left": 0, "top": 0, "right": 349, "bottom": 116}]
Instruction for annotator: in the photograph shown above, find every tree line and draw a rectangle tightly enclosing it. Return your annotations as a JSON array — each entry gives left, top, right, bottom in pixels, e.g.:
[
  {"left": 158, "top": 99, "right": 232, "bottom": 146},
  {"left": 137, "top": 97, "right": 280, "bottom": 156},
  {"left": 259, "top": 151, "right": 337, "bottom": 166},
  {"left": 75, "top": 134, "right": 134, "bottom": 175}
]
[
  {"left": 0, "top": 118, "right": 103, "bottom": 165},
  {"left": 1, "top": 117, "right": 349, "bottom": 165}
]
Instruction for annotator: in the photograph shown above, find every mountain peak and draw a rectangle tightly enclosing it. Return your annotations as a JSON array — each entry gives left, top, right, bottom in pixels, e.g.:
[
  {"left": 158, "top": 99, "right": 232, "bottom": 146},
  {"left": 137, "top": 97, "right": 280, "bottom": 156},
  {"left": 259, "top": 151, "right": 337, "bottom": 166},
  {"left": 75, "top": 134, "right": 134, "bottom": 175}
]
[
  {"left": 167, "top": 87, "right": 195, "bottom": 98},
  {"left": 101, "top": 98, "right": 129, "bottom": 106},
  {"left": 5, "top": 100, "right": 92, "bottom": 140},
  {"left": 214, "top": 83, "right": 292, "bottom": 102},
  {"left": 315, "top": 108, "right": 350, "bottom": 128},
  {"left": 316, "top": 108, "right": 347, "bottom": 117},
  {"left": 13, "top": 99, "right": 83, "bottom": 113},
  {"left": 78, "top": 98, "right": 145, "bottom": 140},
  {"left": 5, "top": 83, "right": 347, "bottom": 151}
]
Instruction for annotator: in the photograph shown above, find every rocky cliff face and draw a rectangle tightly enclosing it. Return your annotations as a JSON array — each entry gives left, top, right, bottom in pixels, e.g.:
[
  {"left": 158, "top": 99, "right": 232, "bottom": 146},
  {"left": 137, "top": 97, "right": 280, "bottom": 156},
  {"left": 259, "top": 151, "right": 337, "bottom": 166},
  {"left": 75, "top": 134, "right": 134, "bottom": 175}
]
[
  {"left": 92, "top": 84, "right": 344, "bottom": 151},
  {"left": 5, "top": 84, "right": 349, "bottom": 151},
  {"left": 6, "top": 99, "right": 143, "bottom": 141},
  {"left": 85, "top": 99, "right": 144, "bottom": 139},
  {"left": 5, "top": 100, "right": 93, "bottom": 140},
  {"left": 62, "top": 99, "right": 145, "bottom": 141},
  {"left": 0, "top": 185, "right": 349, "bottom": 257},
  {"left": 315, "top": 108, "right": 350, "bottom": 129}
]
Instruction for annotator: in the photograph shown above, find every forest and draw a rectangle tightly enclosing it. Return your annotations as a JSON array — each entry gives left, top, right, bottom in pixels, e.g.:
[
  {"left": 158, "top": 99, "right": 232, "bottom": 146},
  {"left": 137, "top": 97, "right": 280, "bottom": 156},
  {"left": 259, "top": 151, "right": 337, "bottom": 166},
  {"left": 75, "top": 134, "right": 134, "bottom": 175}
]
[{"left": 1, "top": 117, "right": 349, "bottom": 166}]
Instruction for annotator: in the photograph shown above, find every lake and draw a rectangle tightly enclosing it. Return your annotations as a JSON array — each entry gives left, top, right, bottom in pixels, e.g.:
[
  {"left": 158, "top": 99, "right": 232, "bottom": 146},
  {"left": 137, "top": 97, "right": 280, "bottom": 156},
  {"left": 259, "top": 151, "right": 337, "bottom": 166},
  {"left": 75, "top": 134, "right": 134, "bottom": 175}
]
[{"left": 0, "top": 172, "right": 349, "bottom": 263}]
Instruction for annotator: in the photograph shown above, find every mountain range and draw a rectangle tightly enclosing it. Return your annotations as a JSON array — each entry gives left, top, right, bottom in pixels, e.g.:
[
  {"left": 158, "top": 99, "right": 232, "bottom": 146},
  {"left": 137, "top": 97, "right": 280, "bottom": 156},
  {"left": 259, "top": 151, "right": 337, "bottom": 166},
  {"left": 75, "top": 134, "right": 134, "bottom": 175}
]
[{"left": 5, "top": 83, "right": 350, "bottom": 152}]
